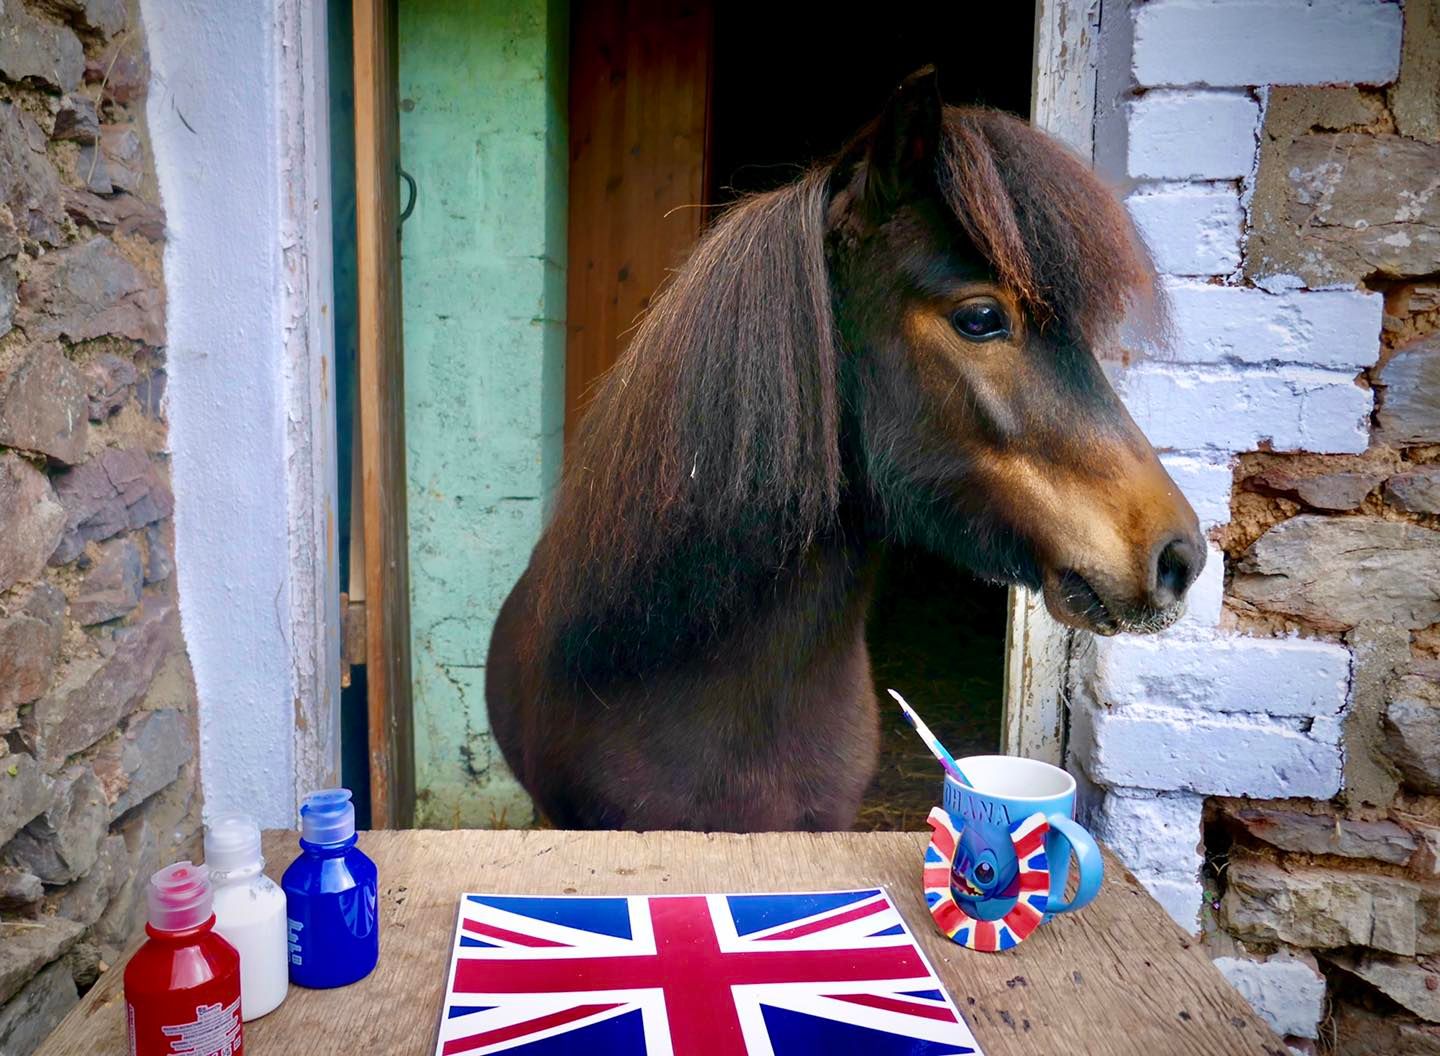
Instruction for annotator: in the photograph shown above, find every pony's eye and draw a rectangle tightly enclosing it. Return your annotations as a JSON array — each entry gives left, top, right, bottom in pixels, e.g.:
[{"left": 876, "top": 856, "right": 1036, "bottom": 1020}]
[
  {"left": 974, "top": 861, "right": 995, "bottom": 884},
  {"left": 950, "top": 300, "right": 1009, "bottom": 342}
]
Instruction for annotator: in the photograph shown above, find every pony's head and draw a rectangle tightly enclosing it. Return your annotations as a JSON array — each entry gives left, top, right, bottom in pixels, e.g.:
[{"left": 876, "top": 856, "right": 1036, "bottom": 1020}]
[{"left": 826, "top": 69, "right": 1204, "bottom": 634}]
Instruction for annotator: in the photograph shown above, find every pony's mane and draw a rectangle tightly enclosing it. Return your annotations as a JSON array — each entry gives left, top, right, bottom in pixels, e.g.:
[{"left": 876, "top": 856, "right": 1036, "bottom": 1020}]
[
  {"left": 532, "top": 170, "right": 840, "bottom": 672},
  {"left": 530, "top": 108, "right": 1156, "bottom": 672}
]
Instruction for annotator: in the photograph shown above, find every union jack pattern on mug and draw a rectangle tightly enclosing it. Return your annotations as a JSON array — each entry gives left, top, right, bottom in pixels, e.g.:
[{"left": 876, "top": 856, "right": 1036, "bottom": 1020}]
[{"left": 924, "top": 807, "right": 1050, "bottom": 952}]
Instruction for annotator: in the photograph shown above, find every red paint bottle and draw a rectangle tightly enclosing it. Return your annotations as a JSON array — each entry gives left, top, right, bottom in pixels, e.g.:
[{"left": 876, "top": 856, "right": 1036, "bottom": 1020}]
[{"left": 123, "top": 861, "right": 244, "bottom": 1056}]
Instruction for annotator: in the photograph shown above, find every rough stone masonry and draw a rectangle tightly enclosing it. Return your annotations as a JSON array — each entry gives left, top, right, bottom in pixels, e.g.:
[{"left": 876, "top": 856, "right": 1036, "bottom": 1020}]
[
  {"left": 1075, "top": 1, "right": 1440, "bottom": 1053},
  {"left": 0, "top": 1, "right": 199, "bottom": 1054}
]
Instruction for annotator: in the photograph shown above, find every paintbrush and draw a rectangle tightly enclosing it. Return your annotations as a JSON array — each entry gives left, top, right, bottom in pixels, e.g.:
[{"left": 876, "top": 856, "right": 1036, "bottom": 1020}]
[{"left": 887, "top": 688, "right": 973, "bottom": 787}]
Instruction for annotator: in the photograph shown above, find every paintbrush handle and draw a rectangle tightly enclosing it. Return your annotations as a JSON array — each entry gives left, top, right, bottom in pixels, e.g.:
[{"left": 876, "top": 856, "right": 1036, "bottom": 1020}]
[{"left": 887, "top": 689, "right": 972, "bottom": 787}]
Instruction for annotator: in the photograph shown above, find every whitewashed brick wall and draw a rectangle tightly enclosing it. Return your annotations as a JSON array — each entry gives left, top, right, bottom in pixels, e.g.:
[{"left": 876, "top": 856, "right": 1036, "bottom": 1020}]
[{"left": 1072, "top": 10, "right": 1402, "bottom": 1016}]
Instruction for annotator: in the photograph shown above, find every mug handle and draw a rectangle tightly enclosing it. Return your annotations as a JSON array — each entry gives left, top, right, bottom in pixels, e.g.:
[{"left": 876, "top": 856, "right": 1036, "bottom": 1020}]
[{"left": 1043, "top": 814, "right": 1104, "bottom": 914}]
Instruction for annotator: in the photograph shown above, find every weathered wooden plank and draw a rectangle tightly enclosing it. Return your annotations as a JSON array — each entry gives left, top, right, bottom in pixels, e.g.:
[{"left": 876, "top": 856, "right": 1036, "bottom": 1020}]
[
  {"left": 352, "top": 0, "right": 415, "bottom": 828},
  {"left": 565, "top": 0, "right": 712, "bottom": 438},
  {"left": 1031, "top": 0, "right": 1103, "bottom": 159},
  {"left": 1001, "top": 587, "right": 1071, "bottom": 765},
  {"left": 38, "top": 831, "right": 1283, "bottom": 1056}
]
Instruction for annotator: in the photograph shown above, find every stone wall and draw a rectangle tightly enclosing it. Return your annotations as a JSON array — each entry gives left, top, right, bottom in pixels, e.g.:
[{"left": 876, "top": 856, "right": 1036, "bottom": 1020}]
[
  {"left": 1072, "top": 1, "right": 1439, "bottom": 1052},
  {"left": 0, "top": 2, "right": 197, "bottom": 1053}
]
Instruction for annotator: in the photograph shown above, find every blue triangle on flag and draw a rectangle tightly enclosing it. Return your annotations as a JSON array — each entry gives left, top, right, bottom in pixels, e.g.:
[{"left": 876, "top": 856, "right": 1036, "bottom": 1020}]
[
  {"left": 869, "top": 923, "right": 905, "bottom": 937},
  {"left": 459, "top": 936, "right": 497, "bottom": 948},
  {"left": 446, "top": 1004, "right": 494, "bottom": 1019},
  {"left": 465, "top": 894, "right": 633, "bottom": 940},
  {"left": 899, "top": 989, "right": 946, "bottom": 1001},
  {"left": 728, "top": 890, "right": 881, "bottom": 936},
  {"left": 761, "top": 1004, "right": 974, "bottom": 1054},
  {"left": 482, "top": 1007, "right": 643, "bottom": 1053}
]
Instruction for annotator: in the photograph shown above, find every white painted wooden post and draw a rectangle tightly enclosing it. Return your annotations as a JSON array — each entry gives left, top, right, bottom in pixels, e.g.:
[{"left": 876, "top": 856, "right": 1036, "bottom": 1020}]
[
  {"left": 1001, "top": 0, "right": 1102, "bottom": 764},
  {"left": 279, "top": 0, "right": 344, "bottom": 800},
  {"left": 145, "top": 0, "right": 341, "bottom": 825}
]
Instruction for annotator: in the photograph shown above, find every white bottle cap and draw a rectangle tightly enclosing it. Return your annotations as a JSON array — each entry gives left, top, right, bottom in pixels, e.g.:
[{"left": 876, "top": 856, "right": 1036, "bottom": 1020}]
[
  {"left": 147, "top": 861, "right": 213, "bottom": 932},
  {"left": 204, "top": 813, "right": 264, "bottom": 874},
  {"left": 300, "top": 788, "right": 356, "bottom": 845}
]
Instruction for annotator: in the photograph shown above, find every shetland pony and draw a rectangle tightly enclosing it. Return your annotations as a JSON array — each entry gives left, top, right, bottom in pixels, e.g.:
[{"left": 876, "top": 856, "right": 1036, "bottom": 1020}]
[{"left": 487, "top": 70, "right": 1203, "bottom": 831}]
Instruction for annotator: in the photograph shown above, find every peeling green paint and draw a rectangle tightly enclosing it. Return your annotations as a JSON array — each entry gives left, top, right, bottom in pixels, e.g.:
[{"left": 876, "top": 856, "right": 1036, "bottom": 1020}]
[{"left": 399, "top": 0, "right": 567, "bottom": 828}]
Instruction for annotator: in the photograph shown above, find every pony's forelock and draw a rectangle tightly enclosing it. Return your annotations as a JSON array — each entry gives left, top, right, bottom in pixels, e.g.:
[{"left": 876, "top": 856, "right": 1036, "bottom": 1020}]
[{"left": 937, "top": 107, "right": 1166, "bottom": 351}]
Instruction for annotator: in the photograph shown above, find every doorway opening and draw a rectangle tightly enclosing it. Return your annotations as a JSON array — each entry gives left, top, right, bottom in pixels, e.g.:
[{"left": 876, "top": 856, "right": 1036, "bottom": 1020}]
[{"left": 378, "top": 0, "right": 1044, "bottom": 827}]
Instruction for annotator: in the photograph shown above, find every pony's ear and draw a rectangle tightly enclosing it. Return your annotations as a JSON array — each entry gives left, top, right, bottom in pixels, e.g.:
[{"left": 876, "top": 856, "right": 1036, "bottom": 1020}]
[{"left": 862, "top": 66, "right": 943, "bottom": 215}]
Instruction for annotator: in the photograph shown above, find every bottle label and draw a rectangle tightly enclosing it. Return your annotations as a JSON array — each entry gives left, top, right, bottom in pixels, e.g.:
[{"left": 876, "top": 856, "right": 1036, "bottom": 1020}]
[
  {"left": 127, "top": 995, "right": 243, "bottom": 1056},
  {"left": 287, "top": 918, "right": 303, "bottom": 965},
  {"left": 163, "top": 997, "right": 243, "bottom": 1055}
]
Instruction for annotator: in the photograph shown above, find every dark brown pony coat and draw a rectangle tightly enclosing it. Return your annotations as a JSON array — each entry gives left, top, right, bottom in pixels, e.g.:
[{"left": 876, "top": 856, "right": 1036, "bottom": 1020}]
[{"left": 487, "top": 84, "right": 1199, "bottom": 831}]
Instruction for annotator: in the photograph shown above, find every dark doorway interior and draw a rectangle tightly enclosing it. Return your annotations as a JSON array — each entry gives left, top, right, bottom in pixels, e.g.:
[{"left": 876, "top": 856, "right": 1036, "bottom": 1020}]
[
  {"left": 707, "top": 2, "right": 1035, "bottom": 830},
  {"left": 709, "top": 4, "right": 1033, "bottom": 200},
  {"left": 328, "top": 0, "right": 371, "bottom": 828}
]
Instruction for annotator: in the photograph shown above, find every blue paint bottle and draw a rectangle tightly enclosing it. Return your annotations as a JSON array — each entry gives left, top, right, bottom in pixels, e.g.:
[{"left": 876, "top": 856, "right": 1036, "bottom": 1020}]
[{"left": 281, "top": 789, "right": 379, "bottom": 988}]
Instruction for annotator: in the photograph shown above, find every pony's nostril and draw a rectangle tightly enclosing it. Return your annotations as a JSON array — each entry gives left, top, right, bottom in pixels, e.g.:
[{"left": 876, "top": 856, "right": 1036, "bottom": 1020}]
[
  {"left": 1152, "top": 538, "right": 1198, "bottom": 605},
  {"left": 1153, "top": 537, "right": 1201, "bottom": 606}
]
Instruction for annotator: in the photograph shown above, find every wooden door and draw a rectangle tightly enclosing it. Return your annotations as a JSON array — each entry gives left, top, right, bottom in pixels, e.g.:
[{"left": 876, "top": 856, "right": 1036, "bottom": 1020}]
[
  {"left": 565, "top": 0, "right": 713, "bottom": 437},
  {"left": 352, "top": 0, "right": 415, "bottom": 828}
]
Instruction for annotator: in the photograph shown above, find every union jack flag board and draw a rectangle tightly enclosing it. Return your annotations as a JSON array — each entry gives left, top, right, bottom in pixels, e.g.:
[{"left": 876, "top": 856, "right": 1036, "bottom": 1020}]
[{"left": 434, "top": 888, "right": 984, "bottom": 1055}]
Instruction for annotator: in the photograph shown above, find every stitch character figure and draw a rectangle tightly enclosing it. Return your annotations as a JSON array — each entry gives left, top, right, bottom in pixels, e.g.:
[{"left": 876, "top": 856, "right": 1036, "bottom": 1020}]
[{"left": 948, "top": 820, "right": 1022, "bottom": 921}]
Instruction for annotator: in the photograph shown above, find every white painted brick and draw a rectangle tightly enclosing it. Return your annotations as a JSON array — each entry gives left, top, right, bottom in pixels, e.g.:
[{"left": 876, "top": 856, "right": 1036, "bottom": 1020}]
[
  {"left": 1128, "top": 92, "right": 1255, "bottom": 181},
  {"left": 1093, "top": 788, "right": 1204, "bottom": 881},
  {"left": 1128, "top": 91, "right": 1259, "bottom": 180},
  {"left": 1159, "top": 456, "right": 1233, "bottom": 529},
  {"left": 1128, "top": 186, "right": 1243, "bottom": 276},
  {"left": 1165, "top": 282, "right": 1384, "bottom": 370},
  {"left": 1117, "top": 365, "right": 1371, "bottom": 454},
  {"left": 1214, "top": 954, "right": 1327, "bottom": 1040},
  {"left": 1082, "top": 705, "right": 1342, "bottom": 798},
  {"left": 1092, "top": 635, "right": 1350, "bottom": 717},
  {"left": 1133, "top": 0, "right": 1403, "bottom": 89},
  {"left": 1135, "top": 872, "right": 1204, "bottom": 934}
]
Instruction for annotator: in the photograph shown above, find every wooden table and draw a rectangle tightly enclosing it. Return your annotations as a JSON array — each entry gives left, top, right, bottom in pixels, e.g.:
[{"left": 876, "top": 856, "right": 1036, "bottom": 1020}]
[{"left": 38, "top": 830, "right": 1285, "bottom": 1056}]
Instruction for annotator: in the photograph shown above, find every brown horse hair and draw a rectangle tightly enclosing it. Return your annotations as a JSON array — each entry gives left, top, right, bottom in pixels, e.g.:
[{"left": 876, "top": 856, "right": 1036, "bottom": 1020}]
[
  {"left": 529, "top": 107, "right": 1157, "bottom": 677},
  {"left": 937, "top": 110, "right": 1162, "bottom": 344}
]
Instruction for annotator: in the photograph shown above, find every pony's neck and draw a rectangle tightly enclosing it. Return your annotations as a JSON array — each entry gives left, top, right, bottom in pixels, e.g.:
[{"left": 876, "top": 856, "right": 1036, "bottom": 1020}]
[{"left": 724, "top": 529, "right": 878, "bottom": 677}]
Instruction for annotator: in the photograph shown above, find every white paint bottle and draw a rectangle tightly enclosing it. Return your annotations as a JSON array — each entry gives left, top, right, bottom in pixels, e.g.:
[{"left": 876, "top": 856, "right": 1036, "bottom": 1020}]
[{"left": 204, "top": 813, "right": 290, "bottom": 1021}]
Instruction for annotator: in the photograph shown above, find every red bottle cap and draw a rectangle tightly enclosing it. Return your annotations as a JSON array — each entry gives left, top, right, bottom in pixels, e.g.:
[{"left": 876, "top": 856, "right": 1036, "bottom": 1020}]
[{"left": 147, "top": 861, "right": 213, "bottom": 932}]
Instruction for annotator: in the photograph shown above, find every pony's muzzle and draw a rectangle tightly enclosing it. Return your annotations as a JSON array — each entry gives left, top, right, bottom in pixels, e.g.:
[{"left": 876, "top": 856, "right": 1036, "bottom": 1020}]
[{"left": 1036, "top": 474, "right": 1206, "bottom": 636}]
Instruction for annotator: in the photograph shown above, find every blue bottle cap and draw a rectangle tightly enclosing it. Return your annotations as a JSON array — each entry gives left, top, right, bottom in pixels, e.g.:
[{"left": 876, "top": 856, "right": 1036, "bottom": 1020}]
[{"left": 300, "top": 788, "right": 356, "bottom": 845}]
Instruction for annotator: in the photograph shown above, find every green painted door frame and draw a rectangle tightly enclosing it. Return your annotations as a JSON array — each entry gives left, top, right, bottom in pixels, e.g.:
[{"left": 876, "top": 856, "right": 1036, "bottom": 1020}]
[{"left": 398, "top": 0, "right": 567, "bottom": 827}]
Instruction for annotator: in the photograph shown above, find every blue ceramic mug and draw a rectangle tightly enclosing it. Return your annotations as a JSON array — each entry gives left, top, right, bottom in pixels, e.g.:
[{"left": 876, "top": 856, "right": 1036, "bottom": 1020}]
[{"left": 924, "top": 755, "right": 1102, "bottom": 950}]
